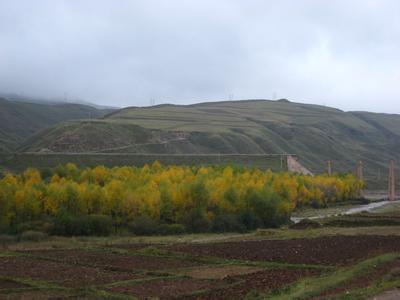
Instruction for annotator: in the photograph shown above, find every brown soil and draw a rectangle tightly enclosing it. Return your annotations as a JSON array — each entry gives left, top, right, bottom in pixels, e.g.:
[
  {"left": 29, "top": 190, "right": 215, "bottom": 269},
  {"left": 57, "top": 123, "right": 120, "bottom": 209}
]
[
  {"left": 110, "top": 243, "right": 162, "bottom": 250},
  {"left": 185, "top": 268, "right": 322, "bottom": 300},
  {"left": 107, "top": 268, "right": 321, "bottom": 299},
  {"left": 25, "top": 249, "right": 202, "bottom": 271},
  {"left": 166, "top": 235, "right": 400, "bottom": 266},
  {"left": 0, "top": 279, "right": 29, "bottom": 289},
  {"left": 0, "top": 290, "right": 92, "bottom": 299},
  {"left": 0, "top": 256, "right": 139, "bottom": 288},
  {"left": 178, "top": 265, "right": 264, "bottom": 280},
  {"left": 314, "top": 258, "right": 400, "bottom": 299},
  {"left": 107, "top": 278, "right": 227, "bottom": 299}
]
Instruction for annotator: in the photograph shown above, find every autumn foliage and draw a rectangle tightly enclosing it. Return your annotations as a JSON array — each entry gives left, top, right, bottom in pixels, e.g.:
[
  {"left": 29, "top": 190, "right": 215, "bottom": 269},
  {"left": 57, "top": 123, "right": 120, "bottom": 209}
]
[{"left": 0, "top": 162, "right": 363, "bottom": 235}]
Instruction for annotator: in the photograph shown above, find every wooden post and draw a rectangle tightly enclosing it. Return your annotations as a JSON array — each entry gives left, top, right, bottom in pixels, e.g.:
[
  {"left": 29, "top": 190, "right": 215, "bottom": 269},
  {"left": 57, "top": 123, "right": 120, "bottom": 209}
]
[
  {"left": 389, "top": 160, "right": 396, "bottom": 201},
  {"left": 327, "top": 160, "right": 332, "bottom": 176},
  {"left": 357, "top": 160, "right": 364, "bottom": 196},
  {"left": 357, "top": 160, "right": 363, "bottom": 181}
]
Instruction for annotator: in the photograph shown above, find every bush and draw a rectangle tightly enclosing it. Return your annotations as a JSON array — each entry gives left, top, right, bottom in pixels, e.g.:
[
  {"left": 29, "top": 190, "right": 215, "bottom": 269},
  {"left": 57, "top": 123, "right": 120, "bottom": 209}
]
[
  {"left": 212, "top": 214, "right": 246, "bottom": 233},
  {"left": 183, "top": 211, "right": 211, "bottom": 233},
  {"left": 240, "top": 211, "right": 262, "bottom": 230},
  {"left": 19, "top": 230, "right": 48, "bottom": 242},
  {"left": 52, "top": 214, "right": 112, "bottom": 236},
  {"left": 128, "top": 215, "right": 160, "bottom": 235},
  {"left": 158, "top": 224, "right": 186, "bottom": 235},
  {"left": 244, "top": 289, "right": 263, "bottom": 300},
  {"left": 87, "top": 215, "right": 113, "bottom": 236},
  {"left": 246, "top": 187, "right": 288, "bottom": 228},
  {"left": 40, "top": 168, "right": 53, "bottom": 180},
  {"left": 9, "top": 220, "right": 52, "bottom": 235},
  {"left": 0, "top": 234, "right": 15, "bottom": 245}
]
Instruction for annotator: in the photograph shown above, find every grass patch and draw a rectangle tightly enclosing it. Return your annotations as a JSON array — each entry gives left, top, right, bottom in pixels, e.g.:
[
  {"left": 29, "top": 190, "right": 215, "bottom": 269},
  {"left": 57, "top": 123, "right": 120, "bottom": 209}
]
[
  {"left": 78, "top": 287, "right": 138, "bottom": 300},
  {"left": 0, "top": 251, "right": 24, "bottom": 257},
  {"left": 341, "top": 278, "right": 400, "bottom": 299},
  {"left": 100, "top": 274, "right": 185, "bottom": 288},
  {"left": 0, "top": 276, "right": 69, "bottom": 290}
]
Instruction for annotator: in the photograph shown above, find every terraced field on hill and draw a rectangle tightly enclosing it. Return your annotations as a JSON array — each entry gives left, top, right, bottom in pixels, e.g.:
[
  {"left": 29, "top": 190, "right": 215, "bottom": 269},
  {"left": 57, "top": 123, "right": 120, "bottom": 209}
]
[{"left": 16, "top": 99, "right": 400, "bottom": 189}]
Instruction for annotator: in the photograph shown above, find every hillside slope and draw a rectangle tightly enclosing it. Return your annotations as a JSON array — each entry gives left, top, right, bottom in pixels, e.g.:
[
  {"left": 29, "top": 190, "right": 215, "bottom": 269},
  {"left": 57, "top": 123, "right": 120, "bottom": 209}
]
[
  {"left": 0, "top": 97, "right": 112, "bottom": 151},
  {"left": 20, "top": 99, "right": 400, "bottom": 178}
]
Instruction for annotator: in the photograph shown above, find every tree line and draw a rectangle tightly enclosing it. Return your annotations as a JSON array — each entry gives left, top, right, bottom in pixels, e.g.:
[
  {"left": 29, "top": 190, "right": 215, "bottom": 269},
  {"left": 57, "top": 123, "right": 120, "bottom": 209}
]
[{"left": 0, "top": 162, "right": 363, "bottom": 236}]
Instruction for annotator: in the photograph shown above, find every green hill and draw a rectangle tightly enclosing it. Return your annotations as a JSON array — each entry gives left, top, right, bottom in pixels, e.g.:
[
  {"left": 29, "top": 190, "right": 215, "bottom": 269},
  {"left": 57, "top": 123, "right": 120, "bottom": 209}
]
[
  {"left": 19, "top": 99, "right": 400, "bottom": 184},
  {"left": 0, "top": 97, "right": 112, "bottom": 151}
]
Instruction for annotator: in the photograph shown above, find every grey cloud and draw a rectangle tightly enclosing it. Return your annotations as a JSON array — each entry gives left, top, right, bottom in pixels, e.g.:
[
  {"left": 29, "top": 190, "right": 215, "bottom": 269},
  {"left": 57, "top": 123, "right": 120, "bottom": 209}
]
[{"left": 0, "top": 0, "right": 399, "bottom": 113}]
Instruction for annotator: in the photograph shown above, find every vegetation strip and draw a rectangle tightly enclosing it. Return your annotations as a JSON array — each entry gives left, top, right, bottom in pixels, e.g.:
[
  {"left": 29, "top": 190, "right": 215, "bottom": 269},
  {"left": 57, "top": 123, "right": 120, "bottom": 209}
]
[
  {"left": 0, "top": 163, "right": 363, "bottom": 237},
  {"left": 78, "top": 287, "right": 138, "bottom": 300},
  {"left": 0, "top": 275, "right": 70, "bottom": 291},
  {"left": 0, "top": 251, "right": 24, "bottom": 257},
  {"left": 267, "top": 253, "right": 400, "bottom": 299},
  {"left": 338, "top": 278, "right": 400, "bottom": 299}
]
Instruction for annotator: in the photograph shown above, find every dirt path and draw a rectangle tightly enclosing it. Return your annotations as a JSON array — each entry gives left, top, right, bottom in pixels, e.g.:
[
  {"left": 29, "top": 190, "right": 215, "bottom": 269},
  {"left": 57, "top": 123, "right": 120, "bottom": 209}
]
[{"left": 372, "top": 289, "right": 400, "bottom": 300}]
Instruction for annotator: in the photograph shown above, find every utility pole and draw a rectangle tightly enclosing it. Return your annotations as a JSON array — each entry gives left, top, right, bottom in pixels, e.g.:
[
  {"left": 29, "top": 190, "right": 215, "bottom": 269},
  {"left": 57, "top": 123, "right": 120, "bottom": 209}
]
[
  {"left": 327, "top": 160, "right": 332, "bottom": 176},
  {"left": 357, "top": 160, "right": 363, "bottom": 181},
  {"left": 357, "top": 160, "right": 364, "bottom": 196},
  {"left": 388, "top": 160, "right": 396, "bottom": 201}
]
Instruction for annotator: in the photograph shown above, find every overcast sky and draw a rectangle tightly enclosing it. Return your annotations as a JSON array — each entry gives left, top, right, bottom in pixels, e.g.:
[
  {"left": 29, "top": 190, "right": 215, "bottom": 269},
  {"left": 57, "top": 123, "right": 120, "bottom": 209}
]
[{"left": 0, "top": 1, "right": 399, "bottom": 112}]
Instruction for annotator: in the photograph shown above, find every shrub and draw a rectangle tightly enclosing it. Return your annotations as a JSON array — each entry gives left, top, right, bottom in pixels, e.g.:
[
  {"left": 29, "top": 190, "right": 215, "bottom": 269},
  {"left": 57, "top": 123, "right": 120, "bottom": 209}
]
[
  {"left": 12, "top": 221, "right": 47, "bottom": 234},
  {"left": 128, "top": 215, "right": 160, "bottom": 235},
  {"left": 240, "top": 211, "right": 262, "bottom": 231},
  {"left": 87, "top": 215, "right": 113, "bottom": 236},
  {"left": 183, "top": 211, "right": 211, "bottom": 233},
  {"left": 52, "top": 214, "right": 112, "bottom": 236},
  {"left": 158, "top": 224, "right": 186, "bottom": 235},
  {"left": 19, "top": 230, "right": 48, "bottom": 242},
  {"left": 212, "top": 214, "right": 246, "bottom": 233},
  {"left": 246, "top": 187, "right": 288, "bottom": 228},
  {"left": 40, "top": 168, "right": 53, "bottom": 180},
  {"left": 244, "top": 289, "right": 263, "bottom": 300},
  {"left": 0, "top": 234, "right": 15, "bottom": 245}
]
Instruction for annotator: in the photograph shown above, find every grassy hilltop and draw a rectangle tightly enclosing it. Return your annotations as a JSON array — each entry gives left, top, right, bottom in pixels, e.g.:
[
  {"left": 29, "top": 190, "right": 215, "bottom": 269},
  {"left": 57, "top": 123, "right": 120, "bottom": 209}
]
[
  {"left": 0, "top": 97, "right": 112, "bottom": 152},
  {"left": 17, "top": 99, "right": 400, "bottom": 184}
]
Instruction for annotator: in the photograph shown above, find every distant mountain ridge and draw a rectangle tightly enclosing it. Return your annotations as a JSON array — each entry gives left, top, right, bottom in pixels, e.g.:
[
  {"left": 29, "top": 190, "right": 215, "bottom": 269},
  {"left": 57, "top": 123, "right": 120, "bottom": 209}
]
[
  {"left": 0, "top": 96, "right": 114, "bottom": 152},
  {"left": 0, "top": 92, "right": 118, "bottom": 110},
  {"left": 16, "top": 99, "right": 400, "bottom": 181}
]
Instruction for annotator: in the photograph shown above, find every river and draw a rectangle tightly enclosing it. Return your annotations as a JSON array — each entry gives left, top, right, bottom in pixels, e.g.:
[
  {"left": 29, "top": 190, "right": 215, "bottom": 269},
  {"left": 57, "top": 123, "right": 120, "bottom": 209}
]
[{"left": 291, "top": 200, "right": 400, "bottom": 223}]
